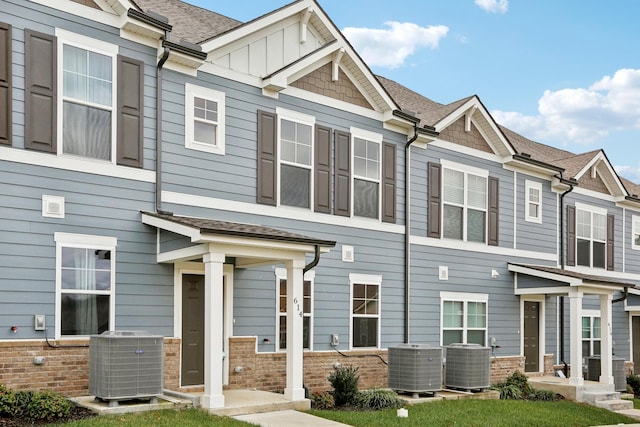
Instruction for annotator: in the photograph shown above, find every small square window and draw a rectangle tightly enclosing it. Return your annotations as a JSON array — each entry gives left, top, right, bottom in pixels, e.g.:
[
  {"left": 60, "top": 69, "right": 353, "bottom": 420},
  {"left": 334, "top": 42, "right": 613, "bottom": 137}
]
[{"left": 185, "top": 84, "right": 225, "bottom": 155}]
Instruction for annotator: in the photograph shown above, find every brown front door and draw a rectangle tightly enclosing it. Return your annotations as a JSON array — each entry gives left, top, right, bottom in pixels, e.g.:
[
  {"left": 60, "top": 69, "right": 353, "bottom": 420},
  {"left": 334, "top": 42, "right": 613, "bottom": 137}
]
[
  {"left": 182, "top": 274, "right": 204, "bottom": 386},
  {"left": 633, "top": 316, "right": 640, "bottom": 372},
  {"left": 524, "top": 301, "right": 540, "bottom": 372}
]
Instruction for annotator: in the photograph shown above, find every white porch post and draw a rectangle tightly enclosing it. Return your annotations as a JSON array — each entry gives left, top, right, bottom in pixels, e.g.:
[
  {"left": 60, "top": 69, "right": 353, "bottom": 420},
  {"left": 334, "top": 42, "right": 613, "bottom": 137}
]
[
  {"left": 201, "top": 251, "right": 225, "bottom": 409},
  {"left": 568, "top": 289, "right": 584, "bottom": 386},
  {"left": 599, "top": 293, "right": 614, "bottom": 385},
  {"left": 284, "top": 259, "right": 306, "bottom": 401}
]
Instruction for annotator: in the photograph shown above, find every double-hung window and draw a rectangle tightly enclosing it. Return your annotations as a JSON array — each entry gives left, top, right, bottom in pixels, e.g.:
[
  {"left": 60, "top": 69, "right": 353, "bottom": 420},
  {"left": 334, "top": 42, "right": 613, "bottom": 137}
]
[
  {"left": 632, "top": 216, "right": 640, "bottom": 250},
  {"left": 185, "top": 83, "right": 225, "bottom": 155},
  {"left": 576, "top": 207, "right": 607, "bottom": 268},
  {"left": 350, "top": 274, "right": 381, "bottom": 348},
  {"left": 352, "top": 129, "right": 382, "bottom": 219},
  {"left": 442, "top": 161, "right": 488, "bottom": 243},
  {"left": 278, "top": 109, "right": 314, "bottom": 208},
  {"left": 276, "top": 268, "right": 313, "bottom": 350},
  {"left": 441, "top": 292, "right": 487, "bottom": 346},
  {"left": 582, "top": 313, "right": 601, "bottom": 356},
  {"left": 55, "top": 233, "right": 116, "bottom": 337},
  {"left": 525, "top": 180, "right": 542, "bottom": 223},
  {"left": 58, "top": 30, "right": 117, "bottom": 161}
]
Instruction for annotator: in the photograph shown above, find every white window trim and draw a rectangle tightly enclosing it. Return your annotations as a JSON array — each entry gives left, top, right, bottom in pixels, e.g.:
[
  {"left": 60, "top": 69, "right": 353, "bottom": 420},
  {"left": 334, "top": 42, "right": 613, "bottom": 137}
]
[
  {"left": 525, "top": 180, "right": 543, "bottom": 223},
  {"left": 274, "top": 268, "right": 315, "bottom": 351},
  {"left": 55, "top": 29, "right": 118, "bottom": 164},
  {"left": 185, "top": 83, "right": 225, "bottom": 155},
  {"left": 632, "top": 215, "right": 640, "bottom": 251},
  {"left": 439, "top": 291, "right": 488, "bottom": 346},
  {"left": 582, "top": 309, "right": 601, "bottom": 357},
  {"left": 349, "top": 273, "right": 382, "bottom": 350},
  {"left": 275, "top": 108, "right": 316, "bottom": 209},
  {"left": 54, "top": 232, "right": 117, "bottom": 339},
  {"left": 575, "top": 204, "right": 608, "bottom": 269},
  {"left": 440, "top": 159, "right": 489, "bottom": 178},
  {"left": 350, "top": 127, "right": 383, "bottom": 220}
]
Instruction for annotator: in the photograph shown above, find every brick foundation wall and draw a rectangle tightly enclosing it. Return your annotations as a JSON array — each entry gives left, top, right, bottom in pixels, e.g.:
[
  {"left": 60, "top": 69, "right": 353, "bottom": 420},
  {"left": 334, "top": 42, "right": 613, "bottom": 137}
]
[
  {"left": 0, "top": 338, "right": 181, "bottom": 397},
  {"left": 489, "top": 356, "right": 525, "bottom": 384}
]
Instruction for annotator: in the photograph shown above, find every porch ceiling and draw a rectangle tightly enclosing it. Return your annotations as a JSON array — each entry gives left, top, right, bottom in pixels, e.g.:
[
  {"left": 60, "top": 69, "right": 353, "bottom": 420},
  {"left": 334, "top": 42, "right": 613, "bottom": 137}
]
[{"left": 509, "top": 263, "right": 637, "bottom": 295}]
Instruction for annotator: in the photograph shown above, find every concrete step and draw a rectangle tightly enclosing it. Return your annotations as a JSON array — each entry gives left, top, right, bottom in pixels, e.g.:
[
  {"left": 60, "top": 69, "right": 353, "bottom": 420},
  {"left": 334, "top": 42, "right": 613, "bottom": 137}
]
[
  {"left": 615, "top": 408, "right": 640, "bottom": 421},
  {"left": 595, "top": 399, "right": 634, "bottom": 411},
  {"left": 582, "top": 391, "right": 621, "bottom": 404}
]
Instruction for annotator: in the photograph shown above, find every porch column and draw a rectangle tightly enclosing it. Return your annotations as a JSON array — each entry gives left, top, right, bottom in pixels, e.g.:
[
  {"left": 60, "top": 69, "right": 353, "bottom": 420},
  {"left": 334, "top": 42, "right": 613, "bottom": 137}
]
[
  {"left": 568, "top": 289, "right": 584, "bottom": 386},
  {"left": 202, "top": 252, "right": 225, "bottom": 409},
  {"left": 284, "top": 259, "right": 306, "bottom": 401},
  {"left": 599, "top": 293, "right": 614, "bottom": 385}
]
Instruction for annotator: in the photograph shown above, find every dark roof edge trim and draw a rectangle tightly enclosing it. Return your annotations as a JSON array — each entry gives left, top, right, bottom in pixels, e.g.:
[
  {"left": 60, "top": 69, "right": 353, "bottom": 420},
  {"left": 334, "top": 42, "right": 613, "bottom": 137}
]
[
  {"left": 127, "top": 8, "right": 172, "bottom": 32},
  {"left": 199, "top": 227, "right": 336, "bottom": 247},
  {"left": 512, "top": 153, "right": 565, "bottom": 173},
  {"left": 162, "top": 40, "right": 208, "bottom": 60}
]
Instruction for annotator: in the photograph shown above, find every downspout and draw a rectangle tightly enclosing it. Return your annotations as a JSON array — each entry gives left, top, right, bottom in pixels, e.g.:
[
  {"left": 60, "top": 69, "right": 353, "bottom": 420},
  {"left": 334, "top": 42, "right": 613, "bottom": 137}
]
[
  {"left": 558, "top": 174, "right": 575, "bottom": 377},
  {"left": 304, "top": 245, "right": 320, "bottom": 274},
  {"left": 156, "top": 36, "right": 171, "bottom": 214},
  {"left": 404, "top": 124, "right": 419, "bottom": 344}
]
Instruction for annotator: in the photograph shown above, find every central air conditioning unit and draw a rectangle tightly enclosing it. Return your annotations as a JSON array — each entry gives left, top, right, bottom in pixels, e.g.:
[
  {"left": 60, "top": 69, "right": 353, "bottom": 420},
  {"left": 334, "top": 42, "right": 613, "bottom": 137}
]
[
  {"left": 444, "top": 343, "right": 491, "bottom": 391},
  {"left": 89, "top": 331, "right": 164, "bottom": 407},
  {"left": 388, "top": 344, "right": 442, "bottom": 397},
  {"left": 584, "top": 356, "right": 626, "bottom": 392}
]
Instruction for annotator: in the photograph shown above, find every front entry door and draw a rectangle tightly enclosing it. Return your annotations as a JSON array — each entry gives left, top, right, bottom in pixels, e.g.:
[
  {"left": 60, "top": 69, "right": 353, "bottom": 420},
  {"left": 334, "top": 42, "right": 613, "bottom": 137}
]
[
  {"left": 524, "top": 301, "right": 540, "bottom": 372},
  {"left": 182, "top": 274, "right": 205, "bottom": 386},
  {"left": 633, "top": 316, "right": 640, "bottom": 372}
]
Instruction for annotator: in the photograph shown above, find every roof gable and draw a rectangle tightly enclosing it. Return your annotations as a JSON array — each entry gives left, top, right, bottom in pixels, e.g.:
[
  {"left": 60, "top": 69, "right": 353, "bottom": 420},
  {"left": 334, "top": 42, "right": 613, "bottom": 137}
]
[{"left": 572, "top": 150, "right": 627, "bottom": 197}]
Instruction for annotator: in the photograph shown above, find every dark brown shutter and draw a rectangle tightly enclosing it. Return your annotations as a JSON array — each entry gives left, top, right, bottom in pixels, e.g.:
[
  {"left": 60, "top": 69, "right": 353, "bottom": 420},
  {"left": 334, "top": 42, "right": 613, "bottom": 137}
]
[
  {"left": 566, "top": 205, "right": 576, "bottom": 266},
  {"left": 314, "top": 124, "right": 331, "bottom": 213},
  {"left": 382, "top": 142, "right": 396, "bottom": 223},
  {"left": 334, "top": 130, "right": 351, "bottom": 216},
  {"left": 117, "top": 55, "right": 144, "bottom": 167},
  {"left": 257, "top": 110, "right": 277, "bottom": 205},
  {"left": 25, "top": 30, "right": 56, "bottom": 153},
  {"left": 488, "top": 176, "right": 499, "bottom": 246},
  {"left": 0, "top": 23, "right": 10, "bottom": 146},
  {"left": 607, "top": 213, "right": 615, "bottom": 271},
  {"left": 427, "top": 162, "right": 441, "bottom": 238}
]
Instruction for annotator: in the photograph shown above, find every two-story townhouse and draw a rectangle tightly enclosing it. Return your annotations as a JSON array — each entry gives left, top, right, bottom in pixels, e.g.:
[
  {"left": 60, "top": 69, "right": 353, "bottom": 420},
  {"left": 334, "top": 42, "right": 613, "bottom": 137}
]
[{"left": 381, "top": 76, "right": 640, "bottom": 392}]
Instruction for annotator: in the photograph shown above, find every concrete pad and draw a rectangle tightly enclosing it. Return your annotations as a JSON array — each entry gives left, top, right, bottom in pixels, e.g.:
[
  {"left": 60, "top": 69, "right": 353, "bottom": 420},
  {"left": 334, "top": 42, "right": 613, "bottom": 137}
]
[
  {"left": 70, "top": 395, "right": 192, "bottom": 416},
  {"left": 234, "top": 409, "right": 351, "bottom": 427}
]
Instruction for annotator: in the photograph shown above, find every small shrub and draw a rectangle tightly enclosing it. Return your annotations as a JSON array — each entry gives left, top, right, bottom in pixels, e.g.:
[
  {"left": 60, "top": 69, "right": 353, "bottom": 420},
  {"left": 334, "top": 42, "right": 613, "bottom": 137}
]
[
  {"left": 0, "top": 384, "right": 17, "bottom": 417},
  {"left": 311, "top": 391, "right": 335, "bottom": 409},
  {"left": 628, "top": 372, "right": 640, "bottom": 397},
  {"left": 26, "top": 390, "right": 71, "bottom": 421},
  {"left": 328, "top": 365, "right": 360, "bottom": 407},
  {"left": 505, "top": 371, "right": 532, "bottom": 395},
  {"left": 528, "top": 389, "right": 561, "bottom": 401},
  {"left": 13, "top": 390, "right": 35, "bottom": 417},
  {"left": 497, "top": 384, "right": 523, "bottom": 400},
  {"left": 356, "top": 389, "right": 404, "bottom": 410}
]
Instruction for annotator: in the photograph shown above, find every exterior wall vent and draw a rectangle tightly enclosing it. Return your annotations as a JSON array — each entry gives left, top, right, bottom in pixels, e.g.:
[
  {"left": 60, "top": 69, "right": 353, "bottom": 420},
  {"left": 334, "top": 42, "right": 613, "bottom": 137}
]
[
  {"left": 439, "top": 266, "right": 448, "bottom": 280},
  {"left": 388, "top": 344, "right": 442, "bottom": 397},
  {"left": 444, "top": 343, "right": 491, "bottom": 391},
  {"left": 89, "top": 331, "right": 164, "bottom": 406},
  {"left": 42, "top": 195, "right": 65, "bottom": 218},
  {"left": 342, "top": 245, "right": 354, "bottom": 262}
]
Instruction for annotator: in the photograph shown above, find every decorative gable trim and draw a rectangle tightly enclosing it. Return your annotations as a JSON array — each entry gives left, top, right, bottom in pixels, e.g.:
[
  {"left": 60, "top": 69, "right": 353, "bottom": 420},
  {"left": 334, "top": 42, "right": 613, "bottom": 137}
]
[{"left": 573, "top": 151, "right": 626, "bottom": 198}]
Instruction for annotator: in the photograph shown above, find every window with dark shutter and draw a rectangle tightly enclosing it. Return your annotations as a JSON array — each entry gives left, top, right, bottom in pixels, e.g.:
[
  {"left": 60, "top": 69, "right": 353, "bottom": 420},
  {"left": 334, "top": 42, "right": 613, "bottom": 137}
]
[
  {"left": 0, "top": 23, "right": 10, "bottom": 146},
  {"left": 257, "top": 110, "right": 277, "bottom": 205},
  {"left": 607, "top": 214, "right": 614, "bottom": 271},
  {"left": 25, "top": 30, "right": 56, "bottom": 153},
  {"left": 116, "top": 55, "right": 144, "bottom": 168},
  {"left": 382, "top": 142, "right": 396, "bottom": 223},
  {"left": 314, "top": 125, "right": 331, "bottom": 213},
  {"left": 334, "top": 130, "right": 351, "bottom": 216},
  {"left": 566, "top": 205, "right": 576, "bottom": 266},
  {"left": 488, "top": 176, "right": 499, "bottom": 246},
  {"left": 427, "top": 162, "right": 441, "bottom": 238}
]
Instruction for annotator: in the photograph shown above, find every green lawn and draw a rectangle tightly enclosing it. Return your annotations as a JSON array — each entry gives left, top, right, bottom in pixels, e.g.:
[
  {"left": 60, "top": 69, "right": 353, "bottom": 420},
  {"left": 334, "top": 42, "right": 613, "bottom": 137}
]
[
  {"left": 62, "top": 409, "right": 252, "bottom": 427},
  {"left": 309, "top": 399, "right": 637, "bottom": 427}
]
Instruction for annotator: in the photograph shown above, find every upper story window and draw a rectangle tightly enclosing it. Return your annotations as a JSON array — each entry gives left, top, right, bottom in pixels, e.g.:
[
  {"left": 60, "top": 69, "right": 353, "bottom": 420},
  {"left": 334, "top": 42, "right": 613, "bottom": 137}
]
[
  {"left": 632, "top": 215, "right": 640, "bottom": 251},
  {"left": 442, "top": 162, "right": 488, "bottom": 243},
  {"left": 441, "top": 291, "right": 488, "bottom": 346},
  {"left": 576, "top": 207, "right": 607, "bottom": 269},
  {"left": 185, "top": 83, "right": 225, "bottom": 155},
  {"left": 352, "top": 129, "right": 382, "bottom": 219},
  {"left": 525, "top": 180, "right": 542, "bottom": 223},
  {"left": 59, "top": 31, "right": 117, "bottom": 161},
  {"left": 278, "top": 108, "right": 314, "bottom": 208},
  {"left": 55, "top": 233, "right": 116, "bottom": 337},
  {"left": 350, "top": 274, "right": 381, "bottom": 349}
]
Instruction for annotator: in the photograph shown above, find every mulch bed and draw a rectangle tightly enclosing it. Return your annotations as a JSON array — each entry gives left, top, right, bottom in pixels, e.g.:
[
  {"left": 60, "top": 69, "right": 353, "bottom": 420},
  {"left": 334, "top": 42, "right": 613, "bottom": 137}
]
[{"left": 0, "top": 405, "right": 97, "bottom": 426}]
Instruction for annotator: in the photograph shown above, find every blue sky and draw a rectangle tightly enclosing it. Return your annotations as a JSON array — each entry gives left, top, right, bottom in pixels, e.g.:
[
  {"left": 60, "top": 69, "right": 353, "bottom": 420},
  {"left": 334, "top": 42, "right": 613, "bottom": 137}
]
[{"left": 186, "top": 0, "right": 640, "bottom": 183}]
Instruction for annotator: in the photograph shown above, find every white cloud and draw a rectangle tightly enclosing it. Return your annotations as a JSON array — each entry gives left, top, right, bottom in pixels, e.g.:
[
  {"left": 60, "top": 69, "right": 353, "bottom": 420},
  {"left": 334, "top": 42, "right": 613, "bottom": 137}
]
[
  {"left": 342, "top": 22, "right": 448, "bottom": 69},
  {"left": 475, "top": 0, "right": 508, "bottom": 14},
  {"left": 614, "top": 165, "right": 640, "bottom": 184},
  {"left": 492, "top": 68, "right": 640, "bottom": 146}
]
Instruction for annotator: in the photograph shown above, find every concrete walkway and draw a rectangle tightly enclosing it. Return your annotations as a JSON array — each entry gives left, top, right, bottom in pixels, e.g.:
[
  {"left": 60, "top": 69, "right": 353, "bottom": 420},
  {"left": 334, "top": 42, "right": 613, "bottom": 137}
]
[{"left": 234, "top": 409, "right": 351, "bottom": 427}]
